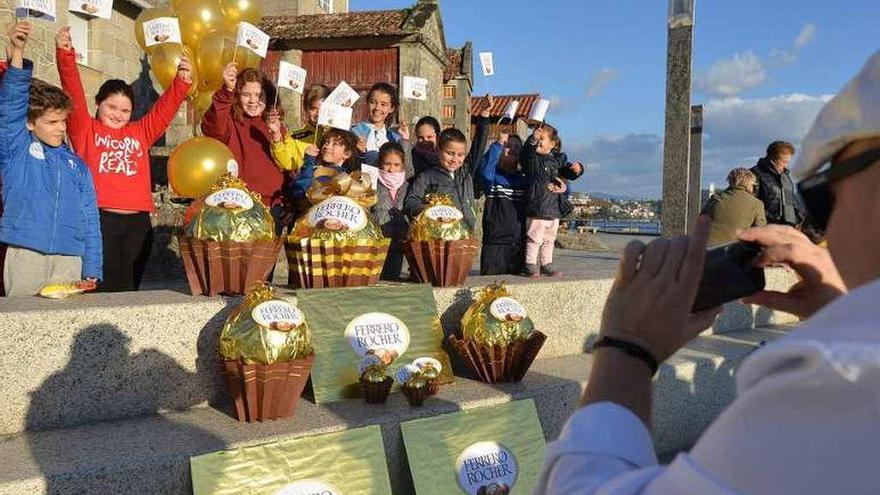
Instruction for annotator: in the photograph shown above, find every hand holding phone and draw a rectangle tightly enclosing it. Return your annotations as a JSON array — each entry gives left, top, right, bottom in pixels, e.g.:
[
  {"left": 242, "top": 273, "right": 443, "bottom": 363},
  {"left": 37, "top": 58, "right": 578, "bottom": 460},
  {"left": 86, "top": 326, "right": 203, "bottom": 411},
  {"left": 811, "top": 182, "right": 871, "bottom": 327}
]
[{"left": 692, "top": 241, "right": 766, "bottom": 312}]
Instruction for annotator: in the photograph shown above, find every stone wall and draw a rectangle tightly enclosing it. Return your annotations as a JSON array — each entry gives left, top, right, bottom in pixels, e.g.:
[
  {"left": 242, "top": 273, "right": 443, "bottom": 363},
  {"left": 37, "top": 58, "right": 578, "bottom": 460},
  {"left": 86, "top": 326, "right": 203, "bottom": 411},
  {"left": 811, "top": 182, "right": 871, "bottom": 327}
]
[
  {"left": 264, "top": 0, "right": 348, "bottom": 16},
  {"left": 397, "top": 41, "right": 443, "bottom": 125}
]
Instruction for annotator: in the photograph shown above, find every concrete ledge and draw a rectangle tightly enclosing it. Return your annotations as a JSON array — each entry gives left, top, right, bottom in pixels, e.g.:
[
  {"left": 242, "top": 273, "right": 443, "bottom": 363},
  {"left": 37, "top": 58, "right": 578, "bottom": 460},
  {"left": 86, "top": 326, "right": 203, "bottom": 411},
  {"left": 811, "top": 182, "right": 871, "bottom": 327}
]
[
  {"left": 0, "top": 328, "right": 786, "bottom": 495},
  {"left": 0, "top": 269, "right": 798, "bottom": 436}
]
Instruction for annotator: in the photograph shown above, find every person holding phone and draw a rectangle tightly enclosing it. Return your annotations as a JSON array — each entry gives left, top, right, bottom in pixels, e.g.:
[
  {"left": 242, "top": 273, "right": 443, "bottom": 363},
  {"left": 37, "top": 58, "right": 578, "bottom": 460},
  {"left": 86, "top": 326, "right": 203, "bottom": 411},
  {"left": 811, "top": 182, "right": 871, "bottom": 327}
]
[{"left": 536, "top": 51, "right": 879, "bottom": 495}]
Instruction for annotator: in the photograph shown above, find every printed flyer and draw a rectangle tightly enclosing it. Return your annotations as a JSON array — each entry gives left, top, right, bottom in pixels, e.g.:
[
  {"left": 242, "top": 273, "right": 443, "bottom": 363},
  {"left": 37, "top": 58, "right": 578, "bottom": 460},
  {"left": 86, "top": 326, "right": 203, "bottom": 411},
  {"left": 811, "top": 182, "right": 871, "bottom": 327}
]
[
  {"left": 401, "top": 400, "right": 546, "bottom": 495},
  {"left": 297, "top": 284, "right": 453, "bottom": 403},
  {"left": 191, "top": 425, "right": 392, "bottom": 495}
]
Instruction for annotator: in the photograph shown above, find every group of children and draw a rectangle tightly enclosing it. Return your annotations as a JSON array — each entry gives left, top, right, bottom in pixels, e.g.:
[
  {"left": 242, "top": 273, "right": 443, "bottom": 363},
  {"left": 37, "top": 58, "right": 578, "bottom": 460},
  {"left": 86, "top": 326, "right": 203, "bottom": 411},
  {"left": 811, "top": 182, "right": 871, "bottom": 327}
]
[{"left": 0, "top": 20, "right": 583, "bottom": 297}]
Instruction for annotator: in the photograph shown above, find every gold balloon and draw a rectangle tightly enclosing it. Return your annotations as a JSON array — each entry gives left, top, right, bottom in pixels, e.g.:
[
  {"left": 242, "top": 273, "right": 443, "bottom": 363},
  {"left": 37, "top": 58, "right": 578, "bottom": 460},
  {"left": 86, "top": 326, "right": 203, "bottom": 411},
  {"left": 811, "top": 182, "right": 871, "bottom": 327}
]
[
  {"left": 196, "top": 28, "right": 237, "bottom": 92},
  {"left": 169, "top": 0, "right": 186, "bottom": 11},
  {"left": 168, "top": 136, "right": 238, "bottom": 198},
  {"left": 149, "top": 43, "right": 199, "bottom": 97},
  {"left": 233, "top": 46, "right": 263, "bottom": 70},
  {"left": 219, "top": 0, "right": 263, "bottom": 29},
  {"left": 134, "top": 7, "right": 175, "bottom": 52},
  {"left": 191, "top": 90, "right": 215, "bottom": 121},
  {"left": 176, "top": 0, "right": 226, "bottom": 50}
]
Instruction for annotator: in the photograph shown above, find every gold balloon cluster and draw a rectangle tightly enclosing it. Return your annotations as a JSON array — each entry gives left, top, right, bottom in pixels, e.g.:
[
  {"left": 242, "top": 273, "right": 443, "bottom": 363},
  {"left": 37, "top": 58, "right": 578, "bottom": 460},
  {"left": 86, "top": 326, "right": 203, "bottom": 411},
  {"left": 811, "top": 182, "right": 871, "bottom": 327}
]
[{"left": 134, "top": 0, "right": 265, "bottom": 119}]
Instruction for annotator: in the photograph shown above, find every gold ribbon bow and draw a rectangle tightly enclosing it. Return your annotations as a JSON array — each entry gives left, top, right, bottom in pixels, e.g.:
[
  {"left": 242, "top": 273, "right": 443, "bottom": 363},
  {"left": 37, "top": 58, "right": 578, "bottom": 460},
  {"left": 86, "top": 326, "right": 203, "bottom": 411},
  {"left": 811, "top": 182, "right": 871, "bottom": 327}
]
[{"left": 306, "top": 167, "right": 377, "bottom": 208}]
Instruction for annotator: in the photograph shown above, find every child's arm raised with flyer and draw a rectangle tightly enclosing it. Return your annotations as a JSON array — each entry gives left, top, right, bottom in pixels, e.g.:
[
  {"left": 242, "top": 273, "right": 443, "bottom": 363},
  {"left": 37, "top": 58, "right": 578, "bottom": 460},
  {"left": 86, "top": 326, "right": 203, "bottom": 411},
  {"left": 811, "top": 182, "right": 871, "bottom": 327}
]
[
  {"left": 55, "top": 27, "right": 90, "bottom": 141},
  {"left": 398, "top": 120, "right": 415, "bottom": 179},
  {"left": 0, "top": 22, "right": 33, "bottom": 173},
  {"left": 519, "top": 131, "right": 539, "bottom": 177},
  {"left": 201, "top": 62, "right": 238, "bottom": 142},
  {"left": 479, "top": 139, "right": 505, "bottom": 189},
  {"left": 466, "top": 94, "right": 493, "bottom": 174},
  {"left": 139, "top": 56, "right": 193, "bottom": 146}
]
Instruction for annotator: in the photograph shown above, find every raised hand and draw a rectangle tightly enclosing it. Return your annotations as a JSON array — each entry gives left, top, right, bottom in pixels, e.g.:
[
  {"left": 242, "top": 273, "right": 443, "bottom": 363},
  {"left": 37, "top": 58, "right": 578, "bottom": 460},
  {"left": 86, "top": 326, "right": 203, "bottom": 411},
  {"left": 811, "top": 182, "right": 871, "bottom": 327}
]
[
  {"left": 177, "top": 55, "right": 193, "bottom": 84},
  {"left": 56, "top": 26, "right": 72, "bottom": 51},
  {"left": 738, "top": 225, "right": 846, "bottom": 319},
  {"left": 305, "top": 144, "right": 320, "bottom": 157},
  {"left": 9, "top": 21, "right": 32, "bottom": 51},
  {"left": 222, "top": 62, "right": 238, "bottom": 92},
  {"left": 356, "top": 136, "right": 367, "bottom": 154},
  {"left": 398, "top": 118, "right": 410, "bottom": 141},
  {"left": 480, "top": 93, "right": 494, "bottom": 118},
  {"left": 266, "top": 107, "right": 283, "bottom": 142}
]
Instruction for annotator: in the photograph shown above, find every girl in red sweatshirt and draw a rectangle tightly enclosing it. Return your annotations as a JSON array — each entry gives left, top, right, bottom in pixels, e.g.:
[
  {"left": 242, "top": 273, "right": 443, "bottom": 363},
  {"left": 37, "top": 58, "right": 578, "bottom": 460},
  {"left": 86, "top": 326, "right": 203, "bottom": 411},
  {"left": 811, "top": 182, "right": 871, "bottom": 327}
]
[
  {"left": 55, "top": 27, "right": 192, "bottom": 292},
  {"left": 201, "top": 62, "right": 287, "bottom": 234}
]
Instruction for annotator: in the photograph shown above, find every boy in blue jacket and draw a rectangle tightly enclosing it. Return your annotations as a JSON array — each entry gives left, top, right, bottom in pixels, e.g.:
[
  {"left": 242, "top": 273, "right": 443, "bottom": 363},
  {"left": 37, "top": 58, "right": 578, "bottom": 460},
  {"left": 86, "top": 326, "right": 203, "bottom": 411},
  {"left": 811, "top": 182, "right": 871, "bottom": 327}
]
[
  {"left": 0, "top": 22, "right": 102, "bottom": 296},
  {"left": 478, "top": 132, "right": 529, "bottom": 275}
]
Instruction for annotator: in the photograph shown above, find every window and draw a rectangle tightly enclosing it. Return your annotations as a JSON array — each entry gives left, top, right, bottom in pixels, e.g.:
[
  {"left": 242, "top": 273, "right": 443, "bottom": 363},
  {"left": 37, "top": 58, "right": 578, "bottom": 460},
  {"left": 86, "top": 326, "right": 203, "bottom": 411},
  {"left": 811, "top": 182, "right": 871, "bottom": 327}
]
[
  {"left": 442, "top": 105, "right": 455, "bottom": 120},
  {"left": 318, "top": 0, "right": 333, "bottom": 13},
  {"left": 69, "top": 13, "right": 89, "bottom": 66},
  {"left": 442, "top": 84, "right": 456, "bottom": 99}
]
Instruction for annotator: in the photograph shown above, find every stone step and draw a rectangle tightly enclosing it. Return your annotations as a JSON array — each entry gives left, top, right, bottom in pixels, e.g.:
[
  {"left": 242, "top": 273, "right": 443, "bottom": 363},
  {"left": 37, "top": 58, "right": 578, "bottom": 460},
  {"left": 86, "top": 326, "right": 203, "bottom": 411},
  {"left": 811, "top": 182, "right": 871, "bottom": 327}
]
[
  {"left": 0, "top": 270, "right": 797, "bottom": 436},
  {"left": 0, "top": 328, "right": 786, "bottom": 495}
]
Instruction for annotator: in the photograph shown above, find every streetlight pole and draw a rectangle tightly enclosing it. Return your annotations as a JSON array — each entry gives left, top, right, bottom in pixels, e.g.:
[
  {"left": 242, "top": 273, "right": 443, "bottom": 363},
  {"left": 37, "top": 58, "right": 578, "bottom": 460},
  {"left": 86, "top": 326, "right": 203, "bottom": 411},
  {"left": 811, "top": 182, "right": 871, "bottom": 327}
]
[{"left": 661, "top": 0, "right": 695, "bottom": 236}]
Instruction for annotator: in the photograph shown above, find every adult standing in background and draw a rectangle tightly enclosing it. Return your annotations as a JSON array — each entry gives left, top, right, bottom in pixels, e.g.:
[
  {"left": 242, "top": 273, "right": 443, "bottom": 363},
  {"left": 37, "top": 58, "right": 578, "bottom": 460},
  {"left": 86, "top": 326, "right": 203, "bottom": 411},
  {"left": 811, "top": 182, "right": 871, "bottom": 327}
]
[
  {"left": 750, "top": 141, "right": 807, "bottom": 228},
  {"left": 702, "top": 168, "right": 766, "bottom": 246}
]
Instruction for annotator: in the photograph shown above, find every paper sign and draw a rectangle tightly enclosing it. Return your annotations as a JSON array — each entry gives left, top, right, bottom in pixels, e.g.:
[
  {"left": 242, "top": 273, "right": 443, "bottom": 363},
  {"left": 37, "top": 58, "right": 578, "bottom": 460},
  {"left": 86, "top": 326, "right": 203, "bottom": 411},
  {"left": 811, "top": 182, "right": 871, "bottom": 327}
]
[
  {"left": 501, "top": 100, "right": 520, "bottom": 123},
  {"left": 402, "top": 76, "right": 428, "bottom": 101},
  {"left": 191, "top": 426, "right": 393, "bottom": 495},
  {"left": 67, "top": 0, "right": 111, "bottom": 18},
  {"left": 15, "top": 0, "right": 56, "bottom": 20},
  {"left": 142, "top": 17, "right": 181, "bottom": 47},
  {"left": 235, "top": 21, "right": 269, "bottom": 58},
  {"left": 306, "top": 196, "right": 368, "bottom": 232},
  {"left": 360, "top": 163, "right": 379, "bottom": 190},
  {"left": 326, "top": 81, "right": 360, "bottom": 108},
  {"left": 317, "top": 102, "right": 353, "bottom": 131},
  {"left": 402, "top": 400, "right": 546, "bottom": 495},
  {"left": 528, "top": 98, "right": 550, "bottom": 123},
  {"left": 296, "top": 284, "right": 453, "bottom": 403},
  {"left": 479, "top": 51, "right": 494, "bottom": 77},
  {"left": 277, "top": 60, "right": 307, "bottom": 94}
]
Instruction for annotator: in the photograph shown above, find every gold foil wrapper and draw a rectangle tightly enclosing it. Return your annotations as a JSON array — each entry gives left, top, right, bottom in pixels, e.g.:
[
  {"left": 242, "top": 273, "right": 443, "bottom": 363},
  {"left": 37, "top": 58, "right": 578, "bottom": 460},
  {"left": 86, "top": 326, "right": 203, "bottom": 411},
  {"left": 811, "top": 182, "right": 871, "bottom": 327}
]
[
  {"left": 306, "top": 166, "right": 377, "bottom": 208},
  {"left": 289, "top": 195, "right": 384, "bottom": 242},
  {"left": 409, "top": 194, "right": 472, "bottom": 242},
  {"left": 184, "top": 175, "right": 275, "bottom": 243},
  {"left": 219, "top": 283, "right": 314, "bottom": 365},
  {"left": 461, "top": 282, "right": 535, "bottom": 346}
]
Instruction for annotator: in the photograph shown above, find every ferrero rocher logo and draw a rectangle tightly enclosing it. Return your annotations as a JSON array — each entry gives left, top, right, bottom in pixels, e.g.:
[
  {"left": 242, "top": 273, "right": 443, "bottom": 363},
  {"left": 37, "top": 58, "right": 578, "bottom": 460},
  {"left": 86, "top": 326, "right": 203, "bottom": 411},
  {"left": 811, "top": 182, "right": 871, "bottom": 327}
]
[
  {"left": 275, "top": 479, "right": 341, "bottom": 495},
  {"left": 252, "top": 301, "right": 304, "bottom": 332},
  {"left": 205, "top": 187, "right": 255, "bottom": 211},
  {"left": 456, "top": 442, "right": 517, "bottom": 495},
  {"left": 307, "top": 196, "right": 368, "bottom": 232},
  {"left": 344, "top": 312, "right": 410, "bottom": 358},
  {"left": 489, "top": 297, "right": 527, "bottom": 323}
]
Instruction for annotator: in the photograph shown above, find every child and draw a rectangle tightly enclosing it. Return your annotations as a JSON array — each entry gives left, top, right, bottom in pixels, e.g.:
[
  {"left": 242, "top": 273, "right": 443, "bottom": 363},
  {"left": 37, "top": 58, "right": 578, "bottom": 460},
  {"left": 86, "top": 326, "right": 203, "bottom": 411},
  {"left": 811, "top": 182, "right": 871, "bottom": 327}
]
[
  {"left": 202, "top": 62, "right": 287, "bottom": 226},
  {"left": 411, "top": 116, "right": 441, "bottom": 175},
  {"left": 351, "top": 82, "right": 402, "bottom": 166},
  {"left": 268, "top": 83, "right": 329, "bottom": 173},
  {"left": 520, "top": 124, "right": 584, "bottom": 278},
  {"left": 373, "top": 122, "right": 414, "bottom": 280},
  {"left": 404, "top": 95, "right": 493, "bottom": 231},
  {"left": 55, "top": 27, "right": 190, "bottom": 292},
  {"left": 291, "top": 128, "right": 361, "bottom": 204},
  {"left": 0, "top": 21, "right": 102, "bottom": 297},
  {"left": 478, "top": 132, "right": 528, "bottom": 275}
]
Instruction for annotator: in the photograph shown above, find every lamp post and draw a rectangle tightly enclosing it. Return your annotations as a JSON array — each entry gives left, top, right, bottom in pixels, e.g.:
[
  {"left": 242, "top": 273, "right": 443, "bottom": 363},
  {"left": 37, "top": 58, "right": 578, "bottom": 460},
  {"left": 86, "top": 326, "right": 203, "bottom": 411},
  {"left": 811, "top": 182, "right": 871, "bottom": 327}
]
[
  {"left": 661, "top": 0, "right": 696, "bottom": 236},
  {"left": 688, "top": 104, "right": 704, "bottom": 232}
]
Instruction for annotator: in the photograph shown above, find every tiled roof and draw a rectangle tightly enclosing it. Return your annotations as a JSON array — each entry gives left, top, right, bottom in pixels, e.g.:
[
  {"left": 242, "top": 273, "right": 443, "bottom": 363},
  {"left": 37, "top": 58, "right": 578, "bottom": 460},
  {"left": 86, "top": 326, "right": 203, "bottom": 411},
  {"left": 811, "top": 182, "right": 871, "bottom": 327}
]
[
  {"left": 444, "top": 48, "right": 463, "bottom": 81},
  {"left": 262, "top": 10, "right": 410, "bottom": 41},
  {"left": 471, "top": 94, "right": 541, "bottom": 118}
]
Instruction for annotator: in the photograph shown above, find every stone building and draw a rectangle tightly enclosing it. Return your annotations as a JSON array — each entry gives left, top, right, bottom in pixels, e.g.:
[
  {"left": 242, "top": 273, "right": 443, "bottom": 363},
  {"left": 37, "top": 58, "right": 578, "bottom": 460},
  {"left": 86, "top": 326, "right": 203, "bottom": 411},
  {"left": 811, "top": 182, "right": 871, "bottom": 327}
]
[
  {"left": 442, "top": 42, "right": 473, "bottom": 137},
  {"left": 261, "top": 0, "right": 470, "bottom": 131}
]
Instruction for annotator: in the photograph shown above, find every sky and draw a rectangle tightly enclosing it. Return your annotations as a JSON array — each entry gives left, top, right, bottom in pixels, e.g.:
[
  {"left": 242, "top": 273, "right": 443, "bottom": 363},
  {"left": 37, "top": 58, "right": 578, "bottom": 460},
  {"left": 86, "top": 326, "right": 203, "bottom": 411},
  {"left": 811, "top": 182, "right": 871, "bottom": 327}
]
[{"left": 351, "top": 0, "right": 880, "bottom": 198}]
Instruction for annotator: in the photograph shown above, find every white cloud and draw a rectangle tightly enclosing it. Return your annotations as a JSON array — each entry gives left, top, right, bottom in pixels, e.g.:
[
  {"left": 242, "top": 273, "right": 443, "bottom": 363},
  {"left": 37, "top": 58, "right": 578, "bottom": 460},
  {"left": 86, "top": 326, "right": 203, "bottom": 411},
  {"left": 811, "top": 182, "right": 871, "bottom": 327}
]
[
  {"left": 586, "top": 68, "right": 619, "bottom": 98},
  {"left": 794, "top": 23, "right": 817, "bottom": 49},
  {"left": 567, "top": 134, "right": 663, "bottom": 198},
  {"left": 696, "top": 51, "right": 767, "bottom": 98}
]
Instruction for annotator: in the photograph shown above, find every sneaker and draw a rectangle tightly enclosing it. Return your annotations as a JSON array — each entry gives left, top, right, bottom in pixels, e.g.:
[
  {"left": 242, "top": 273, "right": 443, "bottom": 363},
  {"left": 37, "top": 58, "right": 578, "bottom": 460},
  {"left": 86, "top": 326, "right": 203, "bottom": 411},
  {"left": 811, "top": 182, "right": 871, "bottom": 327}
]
[
  {"left": 522, "top": 264, "right": 541, "bottom": 278},
  {"left": 540, "top": 264, "right": 563, "bottom": 277}
]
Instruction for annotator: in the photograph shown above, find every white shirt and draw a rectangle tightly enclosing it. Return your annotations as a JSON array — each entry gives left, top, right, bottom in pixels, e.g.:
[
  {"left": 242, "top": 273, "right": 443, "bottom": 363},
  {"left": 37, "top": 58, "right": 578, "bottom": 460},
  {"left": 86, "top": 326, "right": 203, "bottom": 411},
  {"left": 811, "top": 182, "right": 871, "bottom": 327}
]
[
  {"left": 536, "top": 279, "right": 880, "bottom": 495},
  {"left": 366, "top": 125, "right": 389, "bottom": 152}
]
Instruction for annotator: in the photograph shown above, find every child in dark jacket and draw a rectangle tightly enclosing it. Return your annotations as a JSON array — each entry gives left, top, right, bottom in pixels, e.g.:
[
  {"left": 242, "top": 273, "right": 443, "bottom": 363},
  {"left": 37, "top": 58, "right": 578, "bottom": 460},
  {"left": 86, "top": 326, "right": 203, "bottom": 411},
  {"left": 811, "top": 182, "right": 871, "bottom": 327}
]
[
  {"left": 352, "top": 82, "right": 402, "bottom": 166},
  {"left": 404, "top": 95, "right": 493, "bottom": 231},
  {"left": 0, "top": 22, "right": 102, "bottom": 297},
  {"left": 55, "top": 26, "right": 190, "bottom": 292},
  {"left": 411, "top": 116, "right": 442, "bottom": 175},
  {"left": 478, "top": 133, "right": 529, "bottom": 275},
  {"left": 520, "top": 124, "right": 583, "bottom": 277},
  {"left": 373, "top": 138, "right": 414, "bottom": 280}
]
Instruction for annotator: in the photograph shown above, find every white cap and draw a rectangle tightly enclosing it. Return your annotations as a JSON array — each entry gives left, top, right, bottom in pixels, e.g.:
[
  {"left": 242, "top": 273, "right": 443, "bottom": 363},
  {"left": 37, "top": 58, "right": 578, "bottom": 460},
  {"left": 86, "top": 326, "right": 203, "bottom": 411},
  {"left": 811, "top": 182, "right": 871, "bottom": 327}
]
[{"left": 792, "top": 51, "right": 880, "bottom": 180}]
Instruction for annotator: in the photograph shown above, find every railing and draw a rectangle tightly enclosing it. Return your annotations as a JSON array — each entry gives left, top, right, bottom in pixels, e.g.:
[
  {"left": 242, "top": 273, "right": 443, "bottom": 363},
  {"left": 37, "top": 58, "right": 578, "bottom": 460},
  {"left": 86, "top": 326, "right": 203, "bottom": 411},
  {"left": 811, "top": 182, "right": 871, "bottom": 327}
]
[{"left": 568, "top": 219, "right": 662, "bottom": 235}]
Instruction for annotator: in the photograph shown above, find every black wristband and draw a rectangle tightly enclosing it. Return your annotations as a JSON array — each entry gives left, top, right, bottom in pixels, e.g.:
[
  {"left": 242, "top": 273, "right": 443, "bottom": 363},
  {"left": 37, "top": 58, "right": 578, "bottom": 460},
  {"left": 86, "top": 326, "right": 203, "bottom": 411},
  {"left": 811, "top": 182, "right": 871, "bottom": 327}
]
[{"left": 592, "top": 336, "right": 659, "bottom": 376}]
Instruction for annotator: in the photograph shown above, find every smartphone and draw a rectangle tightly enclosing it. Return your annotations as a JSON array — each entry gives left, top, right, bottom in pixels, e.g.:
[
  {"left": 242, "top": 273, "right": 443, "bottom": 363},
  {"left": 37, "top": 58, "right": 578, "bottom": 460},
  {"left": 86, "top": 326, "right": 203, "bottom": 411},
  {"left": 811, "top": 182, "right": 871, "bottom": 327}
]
[{"left": 692, "top": 241, "right": 765, "bottom": 312}]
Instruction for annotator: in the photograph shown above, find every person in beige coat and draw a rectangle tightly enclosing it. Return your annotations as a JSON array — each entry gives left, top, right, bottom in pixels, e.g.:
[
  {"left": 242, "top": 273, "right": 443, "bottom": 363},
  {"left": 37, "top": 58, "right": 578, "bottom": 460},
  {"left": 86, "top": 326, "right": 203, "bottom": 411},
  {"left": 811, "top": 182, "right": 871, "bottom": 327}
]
[{"left": 702, "top": 168, "right": 767, "bottom": 246}]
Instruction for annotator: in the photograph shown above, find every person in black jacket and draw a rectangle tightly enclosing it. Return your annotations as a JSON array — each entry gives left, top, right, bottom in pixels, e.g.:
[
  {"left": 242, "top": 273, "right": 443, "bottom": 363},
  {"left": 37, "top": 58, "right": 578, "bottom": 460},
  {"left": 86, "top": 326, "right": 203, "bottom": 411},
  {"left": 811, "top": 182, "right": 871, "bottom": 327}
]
[
  {"left": 750, "top": 141, "right": 807, "bottom": 226},
  {"left": 478, "top": 133, "right": 528, "bottom": 275},
  {"left": 404, "top": 95, "right": 493, "bottom": 231},
  {"left": 520, "top": 123, "right": 583, "bottom": 277}
]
